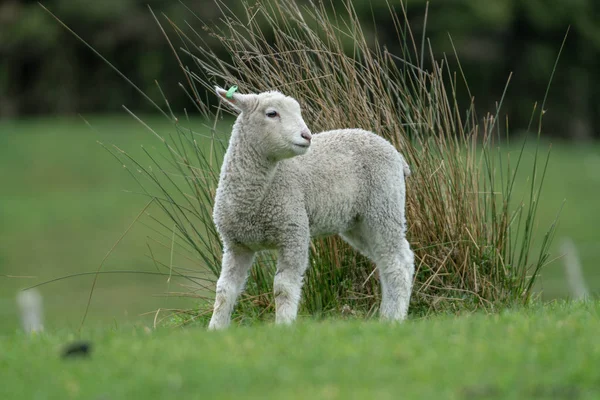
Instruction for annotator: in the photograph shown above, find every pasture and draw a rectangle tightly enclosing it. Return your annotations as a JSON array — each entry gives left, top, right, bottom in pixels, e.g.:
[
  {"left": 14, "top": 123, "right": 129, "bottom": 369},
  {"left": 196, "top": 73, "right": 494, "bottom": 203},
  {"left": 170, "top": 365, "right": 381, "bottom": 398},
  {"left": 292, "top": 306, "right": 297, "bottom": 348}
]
[
  {"left": 1, "top": 0, "right": 598, "bottom": 396},
  {"left": 1, "top": 116, "right": 598, "bottom": 333},
  {"left": 0, "top": 116, "right": 206, "bottom": 333}
]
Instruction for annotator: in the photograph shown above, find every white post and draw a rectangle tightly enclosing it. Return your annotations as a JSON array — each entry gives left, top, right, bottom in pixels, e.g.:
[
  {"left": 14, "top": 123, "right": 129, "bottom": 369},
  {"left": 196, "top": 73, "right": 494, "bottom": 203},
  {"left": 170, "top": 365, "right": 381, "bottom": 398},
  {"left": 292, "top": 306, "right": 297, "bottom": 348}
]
[
  {"left": 561, "top": 238, "right": 589, "bottom": 301},
  {"left": 16, "top": 289, "right": 44, "bottom": 334}
]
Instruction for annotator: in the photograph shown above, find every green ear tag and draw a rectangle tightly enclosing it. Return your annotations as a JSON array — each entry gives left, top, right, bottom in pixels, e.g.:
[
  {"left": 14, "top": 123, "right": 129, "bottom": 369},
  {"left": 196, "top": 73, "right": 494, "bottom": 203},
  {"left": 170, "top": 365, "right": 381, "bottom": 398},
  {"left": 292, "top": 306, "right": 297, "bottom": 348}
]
[{"left": 226, "top": 85, "right": 238, "bottom": 99}]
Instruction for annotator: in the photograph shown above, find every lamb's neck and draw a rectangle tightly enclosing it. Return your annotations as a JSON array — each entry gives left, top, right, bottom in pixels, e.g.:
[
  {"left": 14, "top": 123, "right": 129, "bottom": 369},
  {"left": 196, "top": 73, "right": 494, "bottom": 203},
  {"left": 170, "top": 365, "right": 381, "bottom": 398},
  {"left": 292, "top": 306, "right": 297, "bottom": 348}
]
[{"left": 220, "top": 130, "right": 278, "bottom": 210}]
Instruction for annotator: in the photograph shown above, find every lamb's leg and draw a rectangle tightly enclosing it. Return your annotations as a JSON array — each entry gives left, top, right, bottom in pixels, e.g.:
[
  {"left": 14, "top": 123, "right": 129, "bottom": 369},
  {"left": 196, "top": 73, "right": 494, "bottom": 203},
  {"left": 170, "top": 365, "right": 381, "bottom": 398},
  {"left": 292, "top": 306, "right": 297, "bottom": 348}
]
[
  {"left": 342, "top": 226, "right": 414, "bottom": 321},
  {"left": 208, "top": 247, "right": 255, "bottom": 330},
  {"left": 376, "top": 239, "right": 414, "bottom": 321},
  {"left": 274, "top": 246, "right": 309, "bottom": 325}
]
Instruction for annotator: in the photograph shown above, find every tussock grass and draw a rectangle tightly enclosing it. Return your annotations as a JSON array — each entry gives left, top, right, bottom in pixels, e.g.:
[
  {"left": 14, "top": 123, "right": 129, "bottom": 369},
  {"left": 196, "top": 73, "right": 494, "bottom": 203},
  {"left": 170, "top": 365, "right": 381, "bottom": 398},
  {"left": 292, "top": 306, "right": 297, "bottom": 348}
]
[{"left": 102, "top": 0, "right": 560, "bottom": 323}]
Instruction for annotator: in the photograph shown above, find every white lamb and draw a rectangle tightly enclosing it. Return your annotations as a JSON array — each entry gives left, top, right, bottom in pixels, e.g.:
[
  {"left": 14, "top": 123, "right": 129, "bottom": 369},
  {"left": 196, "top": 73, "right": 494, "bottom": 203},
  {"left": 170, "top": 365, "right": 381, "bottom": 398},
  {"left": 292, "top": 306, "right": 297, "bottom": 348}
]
[{"left": 209, "top": 87, "right": 414, "bottom": 330}]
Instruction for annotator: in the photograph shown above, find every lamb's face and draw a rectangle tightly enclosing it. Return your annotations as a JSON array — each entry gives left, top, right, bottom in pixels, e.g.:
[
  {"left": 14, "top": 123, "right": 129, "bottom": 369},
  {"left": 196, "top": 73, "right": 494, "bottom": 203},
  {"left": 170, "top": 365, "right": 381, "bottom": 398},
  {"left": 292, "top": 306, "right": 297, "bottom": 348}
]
[
  {"left": 253, "top": 93, "right": 312, "bottom": 160},
  {"left": 215, "top": 87, "right": 312, "bottom": 161}
]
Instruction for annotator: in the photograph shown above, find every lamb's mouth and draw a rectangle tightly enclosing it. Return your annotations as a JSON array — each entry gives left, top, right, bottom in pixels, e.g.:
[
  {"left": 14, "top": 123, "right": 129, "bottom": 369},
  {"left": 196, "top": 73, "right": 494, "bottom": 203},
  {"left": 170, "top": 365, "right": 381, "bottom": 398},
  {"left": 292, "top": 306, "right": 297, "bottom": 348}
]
[{"left": 294, "top": 143, "right": 310, "bottom": 149}]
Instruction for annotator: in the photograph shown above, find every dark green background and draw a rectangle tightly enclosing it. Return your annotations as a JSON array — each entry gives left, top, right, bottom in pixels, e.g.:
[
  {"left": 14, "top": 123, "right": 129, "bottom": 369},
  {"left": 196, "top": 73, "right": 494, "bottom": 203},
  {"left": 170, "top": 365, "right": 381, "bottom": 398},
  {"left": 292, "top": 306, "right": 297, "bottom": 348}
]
[{"left": 2, "top": 0, "right": 599, "bottom": 138}]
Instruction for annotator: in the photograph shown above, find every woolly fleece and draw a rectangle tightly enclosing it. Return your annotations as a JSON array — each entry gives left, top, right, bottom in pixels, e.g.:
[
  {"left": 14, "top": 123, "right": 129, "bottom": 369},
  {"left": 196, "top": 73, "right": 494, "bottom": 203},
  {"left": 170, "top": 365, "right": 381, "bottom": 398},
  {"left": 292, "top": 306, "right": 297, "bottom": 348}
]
[{"left": 209, "top": 88, "right": 414, "bottom": 329}]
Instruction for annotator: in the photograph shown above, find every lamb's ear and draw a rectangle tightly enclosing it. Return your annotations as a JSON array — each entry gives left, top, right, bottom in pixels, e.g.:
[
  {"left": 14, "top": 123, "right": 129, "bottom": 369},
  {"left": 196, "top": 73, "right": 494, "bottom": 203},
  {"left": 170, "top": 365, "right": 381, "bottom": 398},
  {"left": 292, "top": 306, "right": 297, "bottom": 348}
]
[{"left": 215, "top": 86, "right": 256, "bottom": 113}]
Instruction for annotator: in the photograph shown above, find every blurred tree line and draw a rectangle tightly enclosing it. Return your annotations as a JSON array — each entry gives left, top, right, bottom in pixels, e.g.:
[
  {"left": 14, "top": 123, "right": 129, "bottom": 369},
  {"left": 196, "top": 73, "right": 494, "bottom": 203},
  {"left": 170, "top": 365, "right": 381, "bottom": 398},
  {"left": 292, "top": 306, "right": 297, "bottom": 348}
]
[{"left": 1, "top": 0, "right": 598, "bottom": 138}]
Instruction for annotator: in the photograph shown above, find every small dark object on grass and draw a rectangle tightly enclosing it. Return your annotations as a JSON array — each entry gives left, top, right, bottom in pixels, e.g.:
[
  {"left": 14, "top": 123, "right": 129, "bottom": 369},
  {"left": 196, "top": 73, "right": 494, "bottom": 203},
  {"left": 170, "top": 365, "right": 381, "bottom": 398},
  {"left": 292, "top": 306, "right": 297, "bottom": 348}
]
[{"left": 62, "top": 341, "right": 92, "bottom": 359}]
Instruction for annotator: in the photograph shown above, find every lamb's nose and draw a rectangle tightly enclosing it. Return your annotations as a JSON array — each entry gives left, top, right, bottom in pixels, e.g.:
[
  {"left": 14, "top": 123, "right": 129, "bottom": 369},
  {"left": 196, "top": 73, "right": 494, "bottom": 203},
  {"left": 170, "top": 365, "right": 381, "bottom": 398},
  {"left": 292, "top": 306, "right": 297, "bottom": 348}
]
[{"left": 301, "top": 129, "right": 312, "bottom": 142}]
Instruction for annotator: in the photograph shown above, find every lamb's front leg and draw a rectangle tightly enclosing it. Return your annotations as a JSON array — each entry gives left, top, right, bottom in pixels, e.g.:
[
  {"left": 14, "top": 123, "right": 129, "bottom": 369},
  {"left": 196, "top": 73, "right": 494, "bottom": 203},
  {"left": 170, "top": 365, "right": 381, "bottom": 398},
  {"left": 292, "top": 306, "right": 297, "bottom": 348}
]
[
  {"left": 209, "top": 246, "right": 255, "bottom": 330},
  {"left": 274, "top": 244, "right": 309, "bottom": 325}
]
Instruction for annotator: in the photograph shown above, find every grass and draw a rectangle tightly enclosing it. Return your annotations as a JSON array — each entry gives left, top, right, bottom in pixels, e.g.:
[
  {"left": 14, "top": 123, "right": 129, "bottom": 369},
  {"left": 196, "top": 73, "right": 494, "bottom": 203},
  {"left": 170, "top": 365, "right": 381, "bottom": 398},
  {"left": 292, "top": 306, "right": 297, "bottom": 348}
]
[
  {"left": 121, "top": 0, "right": 568, "bottom": 318},
  {"left": 2, "top": 301, "right": 600, "bottom": 399}
]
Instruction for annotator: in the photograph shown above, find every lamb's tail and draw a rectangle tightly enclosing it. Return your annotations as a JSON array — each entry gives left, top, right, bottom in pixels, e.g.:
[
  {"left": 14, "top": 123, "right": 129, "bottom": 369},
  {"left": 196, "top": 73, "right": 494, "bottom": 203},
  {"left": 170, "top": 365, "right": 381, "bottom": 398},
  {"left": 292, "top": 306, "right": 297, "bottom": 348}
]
[{"left": 401, "top": 156, "right": 411, "bottom": 177}]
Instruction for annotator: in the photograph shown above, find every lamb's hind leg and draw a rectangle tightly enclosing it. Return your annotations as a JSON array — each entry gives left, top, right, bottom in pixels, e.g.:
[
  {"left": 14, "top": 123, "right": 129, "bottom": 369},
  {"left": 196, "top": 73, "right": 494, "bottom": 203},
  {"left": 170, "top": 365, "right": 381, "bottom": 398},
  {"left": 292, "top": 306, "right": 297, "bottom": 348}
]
[
  {"left": 342, "top": 227, "right": 414, "bottom": 321},
  {"left": 208, "top": 246, "right": 255, "bottom": 330},
  {"left": 375, "top": 238, "right": 414, "bottom": 321}
]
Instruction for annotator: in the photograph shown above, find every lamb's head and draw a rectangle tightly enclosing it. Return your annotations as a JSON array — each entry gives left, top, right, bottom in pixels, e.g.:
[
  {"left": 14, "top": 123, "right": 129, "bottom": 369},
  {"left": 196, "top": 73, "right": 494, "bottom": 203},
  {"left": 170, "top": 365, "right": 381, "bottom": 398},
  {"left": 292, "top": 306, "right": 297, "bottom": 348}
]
[{"left": 216, "top": 87, "right": 312, "bottom": 160}]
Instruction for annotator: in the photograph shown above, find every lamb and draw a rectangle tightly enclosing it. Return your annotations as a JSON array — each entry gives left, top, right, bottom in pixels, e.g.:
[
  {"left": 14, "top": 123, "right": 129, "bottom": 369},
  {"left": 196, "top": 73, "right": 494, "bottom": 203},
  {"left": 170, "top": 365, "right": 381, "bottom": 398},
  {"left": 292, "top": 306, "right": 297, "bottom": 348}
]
[{"left": 208, "top": 87, "right": 414, "bottom": 330}]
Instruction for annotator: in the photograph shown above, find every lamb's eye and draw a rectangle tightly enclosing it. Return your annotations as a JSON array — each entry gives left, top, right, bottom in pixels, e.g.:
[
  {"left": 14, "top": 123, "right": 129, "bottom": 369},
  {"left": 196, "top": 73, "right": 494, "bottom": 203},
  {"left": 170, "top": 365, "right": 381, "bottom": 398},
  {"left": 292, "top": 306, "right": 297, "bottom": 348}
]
[{"left": 266, "top": 111, "right": 279, "bottom": 118}]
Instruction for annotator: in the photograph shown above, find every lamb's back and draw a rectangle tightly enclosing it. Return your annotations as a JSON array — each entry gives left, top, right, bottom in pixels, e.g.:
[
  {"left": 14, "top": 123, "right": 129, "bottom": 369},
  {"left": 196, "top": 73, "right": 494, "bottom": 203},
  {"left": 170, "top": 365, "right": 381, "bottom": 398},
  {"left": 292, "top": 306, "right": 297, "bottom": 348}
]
[{"left": 280, "top": 129, "right": 405, "bottom": 236}]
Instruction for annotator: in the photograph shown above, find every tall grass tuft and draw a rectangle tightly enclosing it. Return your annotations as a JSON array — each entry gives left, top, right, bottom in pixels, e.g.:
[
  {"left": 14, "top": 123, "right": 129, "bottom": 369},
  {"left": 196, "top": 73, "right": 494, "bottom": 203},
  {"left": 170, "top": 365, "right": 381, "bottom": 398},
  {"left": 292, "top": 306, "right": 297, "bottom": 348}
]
[{"left": 107, "top": 0, "right": 560, "bottom": 323}]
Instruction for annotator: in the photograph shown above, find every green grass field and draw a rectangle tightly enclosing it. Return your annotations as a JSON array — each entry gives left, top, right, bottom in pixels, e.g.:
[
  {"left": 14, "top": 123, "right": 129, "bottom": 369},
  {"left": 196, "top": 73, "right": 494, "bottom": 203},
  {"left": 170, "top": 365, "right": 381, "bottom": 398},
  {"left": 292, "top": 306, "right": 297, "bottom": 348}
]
[
  {"left": 504, "top": 137, "right": 600, "bottom": 297},
  {"left": 2, "top": 301, "right": 599, "bottom": 399},
  {"left": 0, "top": 116, "right": 599, "bottom": 334},
  {"left": 0, "top": 115, "right": 211, "bottom": 333}
]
